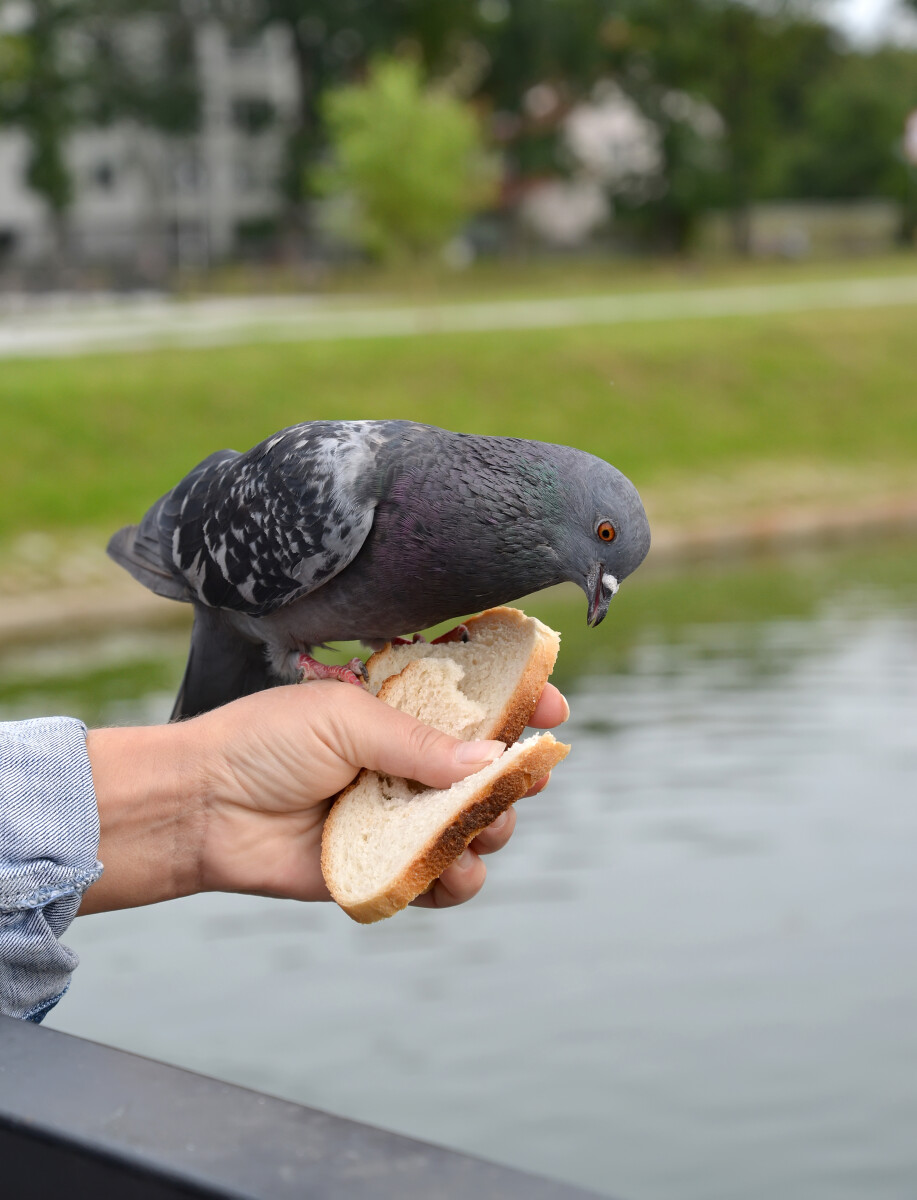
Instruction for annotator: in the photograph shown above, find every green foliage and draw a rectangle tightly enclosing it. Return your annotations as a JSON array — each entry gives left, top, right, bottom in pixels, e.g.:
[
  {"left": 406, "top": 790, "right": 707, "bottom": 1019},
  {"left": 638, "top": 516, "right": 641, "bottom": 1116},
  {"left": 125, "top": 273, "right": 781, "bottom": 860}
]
[
  {"left": 314, "top": 58, "right": 495, "bottom": 260},
  {"left": 473, "top": 0, "right": 614, "bottom": 109},
  {"left": 84, "top": 1, "right": 199, "bottom": 135},
  {"left": 608, "top": 2, "right": 838, "bottom": 250},
  {"left": 0, "top": 0, "right": 78, "bottom": 215},
  {"left": 780, "top": 49, "right": 917, "bottom": 200},
  {"left": 0, "top": 28, "right": 30, "bottom": 102},
  {"left": 464, "top": 0, "right": 917, "bottom": 251},
  {"left": 230, "top": 0, "right": 477, "bottom": 213}
]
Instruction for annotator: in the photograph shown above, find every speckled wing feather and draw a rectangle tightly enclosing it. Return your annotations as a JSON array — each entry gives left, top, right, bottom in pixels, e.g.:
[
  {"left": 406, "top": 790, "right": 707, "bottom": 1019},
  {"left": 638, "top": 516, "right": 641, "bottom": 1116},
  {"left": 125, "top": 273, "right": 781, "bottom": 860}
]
[{"left": 109, "top": 420, "right": 401, "bottom": 617}]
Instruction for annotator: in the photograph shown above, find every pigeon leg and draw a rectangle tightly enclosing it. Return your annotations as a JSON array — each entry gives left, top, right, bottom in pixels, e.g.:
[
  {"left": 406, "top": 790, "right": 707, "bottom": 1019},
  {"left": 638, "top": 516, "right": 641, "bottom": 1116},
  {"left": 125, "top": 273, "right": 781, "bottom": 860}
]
[
  {"left": 431, "top": 623, "right": 470, "bottom": 645},
  {"left": 297, "top": 653, "right": 368, "bottom": 686}
]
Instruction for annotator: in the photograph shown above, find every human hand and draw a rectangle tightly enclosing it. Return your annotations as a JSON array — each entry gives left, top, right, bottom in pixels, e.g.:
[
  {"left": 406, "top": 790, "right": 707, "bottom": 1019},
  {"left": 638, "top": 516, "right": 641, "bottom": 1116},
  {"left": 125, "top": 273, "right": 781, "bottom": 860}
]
[
  {"left": 198, "top": 679, "right": 568, "bottom": 909},
  {"left": 82, "top": 680, "right": 569, "bottom": 915}
]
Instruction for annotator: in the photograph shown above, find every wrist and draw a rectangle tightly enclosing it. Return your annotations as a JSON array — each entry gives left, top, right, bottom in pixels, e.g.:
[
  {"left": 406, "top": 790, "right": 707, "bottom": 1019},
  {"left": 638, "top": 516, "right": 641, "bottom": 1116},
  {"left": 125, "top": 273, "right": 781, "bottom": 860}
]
[{"left": 81, "top": 721, "right": 208, "bottom": 914}]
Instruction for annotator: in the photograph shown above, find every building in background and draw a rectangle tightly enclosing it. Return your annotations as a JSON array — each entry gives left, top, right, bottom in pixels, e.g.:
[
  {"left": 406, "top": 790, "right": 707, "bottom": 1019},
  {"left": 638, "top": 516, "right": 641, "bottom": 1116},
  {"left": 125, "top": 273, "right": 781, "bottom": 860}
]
[{"left": 0, "top": 21, "right": 299, "bottom": 275}]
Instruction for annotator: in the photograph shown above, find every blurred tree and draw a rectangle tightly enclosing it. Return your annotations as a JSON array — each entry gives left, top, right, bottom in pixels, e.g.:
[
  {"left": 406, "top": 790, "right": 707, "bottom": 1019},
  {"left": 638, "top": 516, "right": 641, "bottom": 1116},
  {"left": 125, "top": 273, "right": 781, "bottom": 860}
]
[
  {"left": 473, "top": 0, "right": 623, "bottom": 187},
  {"left": 780, "top": 48, "right": 917, "bottom": 200},
  {"left": 785, "top": 45, "right": 917, "bottom": 244},
  {"left": 474, "top": 0, "right": 611, "bottom": 113},
  {"left": 466, "top": 0, "right": 838, "bottom": 253},
  {"left": 314, "top": 56, "right": 494, "bottom": 261},
  {"left": 0, "top": 0, "right": 198, "bottom": 256},
  {"left": 84, "top": 1, "right": 199, "bottom": 135},
  {"left": 609, "top": 0, "right": 840, "bottom": 253},
  {"left": 0, "top": 0, "right": 76, "bottom": 238},
  {"left": 214, "top": 0, "right": 477, "bottom": 247},
  {"left": 0, "top": 25, "right": 28, "bottom": 111}
]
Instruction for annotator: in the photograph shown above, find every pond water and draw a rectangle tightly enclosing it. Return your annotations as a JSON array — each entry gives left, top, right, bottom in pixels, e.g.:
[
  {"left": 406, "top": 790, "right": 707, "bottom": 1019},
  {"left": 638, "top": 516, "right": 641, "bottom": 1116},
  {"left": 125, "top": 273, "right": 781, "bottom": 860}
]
[{"left": 6, "top": 538, "right": 917, "bottom": 1200}]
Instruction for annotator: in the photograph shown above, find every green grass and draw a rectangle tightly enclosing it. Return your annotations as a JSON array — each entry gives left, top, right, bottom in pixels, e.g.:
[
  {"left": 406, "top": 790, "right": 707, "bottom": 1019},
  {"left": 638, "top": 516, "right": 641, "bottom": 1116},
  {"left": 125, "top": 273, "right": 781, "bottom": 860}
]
[{"left": 3, "top": 266, "right": 917, "bottom": 560}]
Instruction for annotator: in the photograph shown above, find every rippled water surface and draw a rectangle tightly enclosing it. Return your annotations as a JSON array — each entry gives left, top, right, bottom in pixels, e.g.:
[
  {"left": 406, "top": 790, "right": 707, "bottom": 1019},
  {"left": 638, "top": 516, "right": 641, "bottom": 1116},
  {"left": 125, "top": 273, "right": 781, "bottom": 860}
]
[{"left": 8, "top": 541, "right": 917, "bottom": 1200}]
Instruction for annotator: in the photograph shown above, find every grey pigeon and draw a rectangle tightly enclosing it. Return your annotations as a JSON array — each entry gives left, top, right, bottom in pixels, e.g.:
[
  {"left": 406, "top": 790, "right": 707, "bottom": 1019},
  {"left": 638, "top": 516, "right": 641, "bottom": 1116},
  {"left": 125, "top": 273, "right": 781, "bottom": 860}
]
[{"left": 107, "top": 420, "right": 651, "bottom": 720}]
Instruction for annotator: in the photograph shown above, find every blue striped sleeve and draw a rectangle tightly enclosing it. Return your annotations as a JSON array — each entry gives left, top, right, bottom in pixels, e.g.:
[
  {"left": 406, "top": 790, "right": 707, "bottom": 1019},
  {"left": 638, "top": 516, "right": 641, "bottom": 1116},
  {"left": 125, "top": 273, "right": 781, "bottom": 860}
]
[{"left": 0, "top": 717, "right": 103, "bottom": 1021}]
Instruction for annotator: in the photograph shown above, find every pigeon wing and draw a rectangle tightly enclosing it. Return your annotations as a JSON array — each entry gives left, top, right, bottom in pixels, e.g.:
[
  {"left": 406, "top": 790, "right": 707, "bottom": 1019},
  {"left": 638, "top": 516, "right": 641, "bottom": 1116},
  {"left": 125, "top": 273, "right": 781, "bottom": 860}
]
[
  {"left": 107, "top": 449, "right": 236, "bottom": 602},
  {"left": 163, "top": 422, "right": 391, "bottom": 616}
]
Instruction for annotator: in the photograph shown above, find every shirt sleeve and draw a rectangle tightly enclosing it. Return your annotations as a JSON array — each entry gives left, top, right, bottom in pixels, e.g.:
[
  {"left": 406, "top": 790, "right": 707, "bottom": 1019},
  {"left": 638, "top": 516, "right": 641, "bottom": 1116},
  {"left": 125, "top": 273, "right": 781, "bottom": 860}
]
[{"left": 0, "top": 717, "right": 103, "bottom": 1022}]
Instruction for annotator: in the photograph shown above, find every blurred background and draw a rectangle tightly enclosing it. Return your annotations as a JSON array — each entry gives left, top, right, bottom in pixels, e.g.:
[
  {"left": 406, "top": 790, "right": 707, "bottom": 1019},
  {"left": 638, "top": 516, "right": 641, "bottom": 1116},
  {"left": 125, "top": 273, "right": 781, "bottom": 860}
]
[
  {"left": 2, "top": 2, "right": 917, "bottom": 1199},
  {"left": 2, "top": 0, "right": 917, "bottom": 281}
]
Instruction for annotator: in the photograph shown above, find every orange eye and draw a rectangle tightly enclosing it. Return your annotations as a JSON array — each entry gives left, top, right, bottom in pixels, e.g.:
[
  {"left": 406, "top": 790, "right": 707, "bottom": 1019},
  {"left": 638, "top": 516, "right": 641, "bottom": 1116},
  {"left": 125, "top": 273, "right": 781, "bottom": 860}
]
[{"left": 597, "top": 521, "right": 616, "bottom": 543}]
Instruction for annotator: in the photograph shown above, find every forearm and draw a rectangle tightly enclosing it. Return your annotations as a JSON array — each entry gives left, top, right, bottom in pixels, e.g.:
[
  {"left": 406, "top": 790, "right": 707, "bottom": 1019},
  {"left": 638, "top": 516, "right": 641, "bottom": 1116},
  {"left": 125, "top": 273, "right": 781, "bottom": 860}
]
[{"left": 80, "top": 723, "right": 206, "bottom": 915}]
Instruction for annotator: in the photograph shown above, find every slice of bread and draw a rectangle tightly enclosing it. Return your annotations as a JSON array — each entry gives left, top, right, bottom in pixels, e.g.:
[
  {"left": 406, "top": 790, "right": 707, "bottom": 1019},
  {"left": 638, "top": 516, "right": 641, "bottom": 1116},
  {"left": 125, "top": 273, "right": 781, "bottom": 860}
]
[
  {"left": 321, "top": 607, "right": 570, "bottom": 923},
  {"left": 366, "top": 605, "right": 562, "bottom": 747}
]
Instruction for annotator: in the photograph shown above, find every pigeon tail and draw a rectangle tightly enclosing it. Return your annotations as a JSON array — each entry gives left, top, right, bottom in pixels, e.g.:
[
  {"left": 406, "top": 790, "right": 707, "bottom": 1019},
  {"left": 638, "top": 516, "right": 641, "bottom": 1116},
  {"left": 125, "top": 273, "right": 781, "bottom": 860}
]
[
  {"left": 172, "top": 605, "right": 276, "bottom": 721},
  {"left": 107, "top": 520, "right": 188, "bottom": 602}
]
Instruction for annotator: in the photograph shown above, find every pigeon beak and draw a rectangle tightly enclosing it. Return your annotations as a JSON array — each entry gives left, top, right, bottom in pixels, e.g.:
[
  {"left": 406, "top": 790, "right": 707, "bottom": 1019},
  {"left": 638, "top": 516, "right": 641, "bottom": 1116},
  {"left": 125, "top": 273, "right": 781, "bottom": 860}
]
[{"left": 586, "top": 564, "right": 619, "bottom": 628}]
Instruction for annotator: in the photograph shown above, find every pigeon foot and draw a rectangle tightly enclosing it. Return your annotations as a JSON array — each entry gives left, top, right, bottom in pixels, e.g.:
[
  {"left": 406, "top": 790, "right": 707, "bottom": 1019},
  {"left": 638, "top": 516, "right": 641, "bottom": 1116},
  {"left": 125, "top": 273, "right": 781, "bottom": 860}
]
[
  {"left": 430, "top": 623, "right": 469, "bottom": 645},
  {"left": 297, "top": 653, "right": 367, "bottom": 686},
  {"left": 390, "top": 633, "right": 428, "bottom": 646}
]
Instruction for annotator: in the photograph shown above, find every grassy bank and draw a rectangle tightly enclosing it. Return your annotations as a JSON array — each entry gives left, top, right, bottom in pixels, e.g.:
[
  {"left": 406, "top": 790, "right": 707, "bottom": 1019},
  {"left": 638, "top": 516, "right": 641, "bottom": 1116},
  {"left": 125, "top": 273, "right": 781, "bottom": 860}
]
[
  {"left": 4, "top": 532, "right": 916, "bottom": 726},
  {"left": 189, "top": 251, "right": 917, "bottom": 302},
  {"left": 2, "top": 264, "right": 916, "bottom": 588}
]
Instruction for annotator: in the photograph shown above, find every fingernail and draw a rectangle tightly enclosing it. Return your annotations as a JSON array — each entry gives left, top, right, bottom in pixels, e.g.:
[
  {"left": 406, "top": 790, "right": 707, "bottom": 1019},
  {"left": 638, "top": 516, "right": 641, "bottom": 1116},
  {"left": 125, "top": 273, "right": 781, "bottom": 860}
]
[
  {"left": 489, "top": 810, "right": 509, "bottom": 833},
  {"left": 455, "top": 848, "right": 475, "bottom": 870},
  {"left": 559, "top": 694, "right": 571, "bottom": 723},
  {"left": 454, "top": 739, "right": 505, "bottom": 765}
]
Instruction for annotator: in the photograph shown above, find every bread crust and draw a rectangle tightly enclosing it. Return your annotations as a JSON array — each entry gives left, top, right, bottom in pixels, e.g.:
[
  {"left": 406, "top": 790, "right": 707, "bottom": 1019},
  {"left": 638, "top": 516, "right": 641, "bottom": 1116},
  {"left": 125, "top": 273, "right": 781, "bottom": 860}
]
[
  {"left": 321, "top": 606, "right": 566, "bottom": 922},
  {"left": 489, "top": 613, "right": 559, "bottom": 745},
  {"left": 327, "top": 736, "right": 569, "bottom": 924}
]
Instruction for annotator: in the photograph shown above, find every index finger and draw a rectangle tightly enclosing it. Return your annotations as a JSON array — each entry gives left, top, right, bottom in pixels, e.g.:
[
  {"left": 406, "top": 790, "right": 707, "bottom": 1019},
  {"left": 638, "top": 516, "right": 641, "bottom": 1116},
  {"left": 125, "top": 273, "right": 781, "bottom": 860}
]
[{"left": 527, "top": 683, "right": 569, "bottom": 729}]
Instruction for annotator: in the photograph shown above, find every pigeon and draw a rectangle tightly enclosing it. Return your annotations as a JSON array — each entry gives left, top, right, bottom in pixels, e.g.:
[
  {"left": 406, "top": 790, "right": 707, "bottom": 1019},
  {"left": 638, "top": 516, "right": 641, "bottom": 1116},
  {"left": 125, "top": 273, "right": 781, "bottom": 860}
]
[{"left": 107, "top": 420, "right": 651, "bottom": 720}]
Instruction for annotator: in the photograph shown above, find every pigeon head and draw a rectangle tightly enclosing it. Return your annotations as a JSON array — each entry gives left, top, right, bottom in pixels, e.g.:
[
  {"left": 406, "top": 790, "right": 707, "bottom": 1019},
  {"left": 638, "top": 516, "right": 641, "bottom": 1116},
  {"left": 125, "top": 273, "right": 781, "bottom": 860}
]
[{"left": 550, "top": 447, "right": 651, "bottom": 628}]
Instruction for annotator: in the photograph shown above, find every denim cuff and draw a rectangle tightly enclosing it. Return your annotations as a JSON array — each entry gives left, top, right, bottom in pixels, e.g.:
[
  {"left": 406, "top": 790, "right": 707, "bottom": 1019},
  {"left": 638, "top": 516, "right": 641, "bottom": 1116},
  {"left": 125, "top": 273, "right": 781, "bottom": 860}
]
[{"left": 0, "top": 717, "right": 103, "bottom": 1021}]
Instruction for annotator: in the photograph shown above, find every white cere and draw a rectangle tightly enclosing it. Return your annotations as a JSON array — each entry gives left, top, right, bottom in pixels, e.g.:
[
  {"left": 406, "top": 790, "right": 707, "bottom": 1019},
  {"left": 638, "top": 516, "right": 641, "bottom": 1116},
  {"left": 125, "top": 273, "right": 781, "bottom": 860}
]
[{"left": 603, "top": 573, "right": 619, "bottom": 596}]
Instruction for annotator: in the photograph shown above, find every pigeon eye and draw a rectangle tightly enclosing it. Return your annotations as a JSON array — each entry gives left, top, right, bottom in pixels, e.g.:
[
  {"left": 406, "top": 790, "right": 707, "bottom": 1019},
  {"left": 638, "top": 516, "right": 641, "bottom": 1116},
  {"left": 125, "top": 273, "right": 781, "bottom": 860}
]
[{"left": 597, "top": 521, "right": 616, "bottom": 543}]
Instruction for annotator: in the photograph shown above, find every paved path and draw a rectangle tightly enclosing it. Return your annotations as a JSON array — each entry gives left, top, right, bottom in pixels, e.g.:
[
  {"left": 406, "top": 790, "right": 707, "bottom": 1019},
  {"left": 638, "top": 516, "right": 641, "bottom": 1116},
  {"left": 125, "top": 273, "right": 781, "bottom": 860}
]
[{"left": 1, "top": 274, "right": 917, "bottom": 358}]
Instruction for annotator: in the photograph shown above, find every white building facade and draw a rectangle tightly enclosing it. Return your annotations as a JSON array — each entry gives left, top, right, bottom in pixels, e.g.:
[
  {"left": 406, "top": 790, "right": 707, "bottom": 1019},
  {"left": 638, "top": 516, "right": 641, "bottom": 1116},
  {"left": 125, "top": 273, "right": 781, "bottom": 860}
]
[{"left": 0, "top": 21, "right": 300, "bottom": 272}]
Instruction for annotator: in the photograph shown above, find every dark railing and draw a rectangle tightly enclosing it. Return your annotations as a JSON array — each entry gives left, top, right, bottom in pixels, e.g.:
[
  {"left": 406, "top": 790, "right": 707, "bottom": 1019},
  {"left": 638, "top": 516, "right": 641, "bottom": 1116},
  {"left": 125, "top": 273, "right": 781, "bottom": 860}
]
[{"left": 0, "top": 1014, "right": 603, "bottom": 1199}]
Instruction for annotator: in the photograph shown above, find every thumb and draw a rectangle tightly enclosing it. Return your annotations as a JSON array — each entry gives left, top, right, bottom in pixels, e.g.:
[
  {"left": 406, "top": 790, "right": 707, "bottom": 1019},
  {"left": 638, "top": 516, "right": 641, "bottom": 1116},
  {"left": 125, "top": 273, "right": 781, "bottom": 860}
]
[{"left": 335, "top": 688, "right": 506, "bottom": 790}]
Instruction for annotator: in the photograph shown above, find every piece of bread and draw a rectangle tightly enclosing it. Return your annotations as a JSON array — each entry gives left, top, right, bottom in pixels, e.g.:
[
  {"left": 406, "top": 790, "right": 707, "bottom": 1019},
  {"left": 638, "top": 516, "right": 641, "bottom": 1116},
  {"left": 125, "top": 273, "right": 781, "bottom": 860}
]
[
  {"left": 321, "top": 607, "right": 570, "bottom": 923},
  {"left": 363, "top": 606, "right": 562, "bottom": 747}
]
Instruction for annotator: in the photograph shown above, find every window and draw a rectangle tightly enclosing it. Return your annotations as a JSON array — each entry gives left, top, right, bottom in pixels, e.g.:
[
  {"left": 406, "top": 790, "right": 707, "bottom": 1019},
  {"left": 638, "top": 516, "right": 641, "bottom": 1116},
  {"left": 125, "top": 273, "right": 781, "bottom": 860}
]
[{"left": 92, "top": 162, "right": 116, "bottom": 191}]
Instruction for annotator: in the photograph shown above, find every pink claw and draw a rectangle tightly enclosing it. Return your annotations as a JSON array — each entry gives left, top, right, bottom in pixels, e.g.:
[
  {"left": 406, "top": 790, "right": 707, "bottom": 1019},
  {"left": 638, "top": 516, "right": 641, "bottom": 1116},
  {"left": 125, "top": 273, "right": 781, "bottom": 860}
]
[
  {"left": 297, "top": 654, "right": 367, "bottom": 686},
  {"left": 431, "top": 623, "right": 469, "bottom": 645},
  {"left": 390, "top": 633, "right": 428, "bottom": 646}
]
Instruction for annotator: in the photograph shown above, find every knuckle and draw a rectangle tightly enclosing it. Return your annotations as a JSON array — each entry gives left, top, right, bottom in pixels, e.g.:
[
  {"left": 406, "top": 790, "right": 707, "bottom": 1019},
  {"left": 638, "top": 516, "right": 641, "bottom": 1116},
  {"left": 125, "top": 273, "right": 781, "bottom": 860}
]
[{"left": 405, "top": 719, "right": 445, "bottom": 766}]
